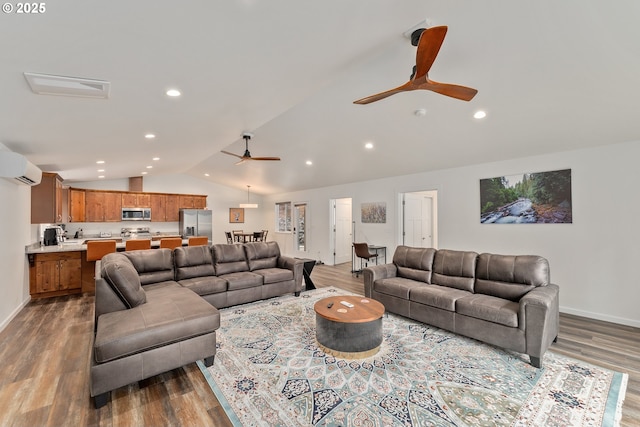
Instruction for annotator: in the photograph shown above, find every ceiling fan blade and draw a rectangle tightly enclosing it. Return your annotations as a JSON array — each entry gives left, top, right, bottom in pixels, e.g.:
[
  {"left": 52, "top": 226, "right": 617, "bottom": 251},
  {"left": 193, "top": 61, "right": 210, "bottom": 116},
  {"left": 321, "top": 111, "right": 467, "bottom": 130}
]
[
  {"left": 249, "top": 156, "right": 281, "bottom": 161},
  {"left": 353, "top": 82, "right": 413, "bottom": 105},
  {"left": 414, "top": 26, "right": 448, "bottom": 79},
  {"left": 221, "top": 150, "right": 244, "bottom": 160},
  {"left": 422, "top": 79, "right": 478, "bottom": 101}
]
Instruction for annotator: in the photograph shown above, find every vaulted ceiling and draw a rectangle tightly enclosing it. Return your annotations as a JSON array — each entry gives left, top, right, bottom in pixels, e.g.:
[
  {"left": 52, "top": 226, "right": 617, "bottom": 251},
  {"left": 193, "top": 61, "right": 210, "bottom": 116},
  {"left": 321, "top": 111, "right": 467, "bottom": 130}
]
[{"left": 2, "top": 1, "right": 640, "bottom": 195}]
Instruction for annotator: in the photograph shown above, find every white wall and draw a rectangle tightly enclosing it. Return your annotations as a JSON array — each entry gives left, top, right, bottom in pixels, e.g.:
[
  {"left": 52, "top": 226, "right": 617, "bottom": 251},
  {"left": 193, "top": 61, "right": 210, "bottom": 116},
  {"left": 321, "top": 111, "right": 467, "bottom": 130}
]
[
  {"left": 0, "top": 178, "right": 32, "bottom": 331},
  {"left": 264, "top": 140, "right": 640, "bottom": 328}
]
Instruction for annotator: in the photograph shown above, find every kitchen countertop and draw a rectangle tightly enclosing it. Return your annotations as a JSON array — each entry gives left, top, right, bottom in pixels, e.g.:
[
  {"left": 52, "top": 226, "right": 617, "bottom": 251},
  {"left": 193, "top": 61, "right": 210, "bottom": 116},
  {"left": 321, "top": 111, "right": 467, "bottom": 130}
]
[{"left": 25, "top": 235, "right": 187, "bottom": 254}]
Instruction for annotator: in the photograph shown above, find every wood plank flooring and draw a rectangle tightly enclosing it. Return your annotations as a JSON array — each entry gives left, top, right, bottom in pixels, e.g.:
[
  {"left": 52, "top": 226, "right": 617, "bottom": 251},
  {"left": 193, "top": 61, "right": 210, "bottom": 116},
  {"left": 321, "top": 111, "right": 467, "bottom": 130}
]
[{"left": 0, "top": 262, "right": 638, "bottom": 426}]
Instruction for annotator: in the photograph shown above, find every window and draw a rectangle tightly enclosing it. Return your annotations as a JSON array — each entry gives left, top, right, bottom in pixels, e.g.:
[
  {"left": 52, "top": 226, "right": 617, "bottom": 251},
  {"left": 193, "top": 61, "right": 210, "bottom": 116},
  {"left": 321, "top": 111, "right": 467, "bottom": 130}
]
[
  {"left": 294, "top": 203, "right": 307, "bottom": 251},
  {"left": 276, "top": 202, "right": 292, "bottom": 232}
]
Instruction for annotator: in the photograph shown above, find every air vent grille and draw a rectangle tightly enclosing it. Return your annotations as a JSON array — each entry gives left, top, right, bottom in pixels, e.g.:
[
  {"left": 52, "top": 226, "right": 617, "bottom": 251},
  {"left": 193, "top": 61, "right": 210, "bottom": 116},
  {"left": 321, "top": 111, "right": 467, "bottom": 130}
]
[{"left": 24, "top": 72, "right": 111, "bottom": 99}]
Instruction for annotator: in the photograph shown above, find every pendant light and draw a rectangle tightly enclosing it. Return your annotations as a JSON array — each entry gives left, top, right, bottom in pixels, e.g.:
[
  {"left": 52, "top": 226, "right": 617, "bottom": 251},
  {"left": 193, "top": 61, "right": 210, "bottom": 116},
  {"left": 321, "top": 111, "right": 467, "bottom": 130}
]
[{"left": 239, "top": 185, "right": 258, "bottom": 208}]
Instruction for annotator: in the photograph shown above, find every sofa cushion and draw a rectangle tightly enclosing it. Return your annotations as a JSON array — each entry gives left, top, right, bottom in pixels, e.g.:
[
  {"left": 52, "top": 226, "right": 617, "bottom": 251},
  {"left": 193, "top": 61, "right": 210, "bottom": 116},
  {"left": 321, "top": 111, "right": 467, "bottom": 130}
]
[
  {"left": 392, "top": 246, "right": 436, "bottom": 283},
  {"left": 220, "top": 271, "right": 263, "bottom": 291},
  {"left": 431, "top": 249, "right": 478, "bottom": 292},
  {"left": 253, "top": 267, "right": 293, "bottom": 284},
  {"left": 122, "top": 248, "right": 175, "bottom": 285},
  {"left": 94, "top": 284, "right": 220, "bottom": 364},
  {"left": 101, "top": 253, "right": 147, "bottom": 309},
  {"left": 174, "top": 246, "right": 216, "bottom": 280},
  {"left": 244, "top": 241, "right": 279, "bottom": 271},
  {"left": 410, "top": 284, "right": 472, "bottom": 312},
  {"left": 212, "top": 244, "right": 249, "bottom": 275},
  {"left": 373, "top": 277, "right": 427, "bottom": 299},
  {"left": 475, "top": 253, "right": 549, "bottom": 301},
  {"left": 179, "top": 276, "right": 227, "bottom": 296},
  {"left": 456, "top": 294, "right": 519, "bottom": 328}
]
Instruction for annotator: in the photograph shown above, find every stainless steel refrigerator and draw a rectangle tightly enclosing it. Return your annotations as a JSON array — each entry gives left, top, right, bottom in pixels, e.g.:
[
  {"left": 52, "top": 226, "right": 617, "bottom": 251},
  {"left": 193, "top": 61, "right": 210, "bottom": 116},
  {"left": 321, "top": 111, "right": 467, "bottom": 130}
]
[{"left": 179, "top": 209, "right": 212, "bottom": 242}]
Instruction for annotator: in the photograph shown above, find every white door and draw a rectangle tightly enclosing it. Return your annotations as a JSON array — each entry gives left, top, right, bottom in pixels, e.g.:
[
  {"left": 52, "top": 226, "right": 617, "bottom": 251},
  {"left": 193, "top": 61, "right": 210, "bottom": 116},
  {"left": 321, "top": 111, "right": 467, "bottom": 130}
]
[
  {"left": 403, "top": 192, "right": 434, "bottom": 248},
  {"left": 332, "top": 198, "right": 352, "bottom": 265},
  {"left": 292, "top": 203, "right": 308, "bottom": 256}
]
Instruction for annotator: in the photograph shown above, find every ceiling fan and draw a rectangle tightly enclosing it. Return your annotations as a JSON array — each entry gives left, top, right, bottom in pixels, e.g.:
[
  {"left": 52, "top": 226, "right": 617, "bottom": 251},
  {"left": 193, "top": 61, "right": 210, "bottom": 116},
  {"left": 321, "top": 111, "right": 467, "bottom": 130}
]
[
  {"left": 221, "top": 133, "right": 281, "bottom": 165},
  {"left": 353, "top": 26, "right": 477, "bottom": 105}
]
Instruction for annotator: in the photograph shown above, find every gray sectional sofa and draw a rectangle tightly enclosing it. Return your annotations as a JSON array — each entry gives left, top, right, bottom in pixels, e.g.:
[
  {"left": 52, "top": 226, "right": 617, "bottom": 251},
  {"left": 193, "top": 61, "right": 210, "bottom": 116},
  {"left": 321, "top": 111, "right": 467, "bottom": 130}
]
[
  {"left": 364, "top": 246, "right": 559, "bottom": 368},
  {"left": 91, "top": 241, "right": 303, "bottom": 408}
]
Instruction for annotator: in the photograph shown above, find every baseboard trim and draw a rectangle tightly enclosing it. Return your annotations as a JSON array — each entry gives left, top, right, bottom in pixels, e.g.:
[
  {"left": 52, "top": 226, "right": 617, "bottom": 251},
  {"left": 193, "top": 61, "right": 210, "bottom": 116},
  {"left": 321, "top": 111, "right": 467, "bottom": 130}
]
[
  {"left": 560, "top": 305, "right": 640, "bottom": 329},
  {"left": 0, "top": 297, "right": 31, "bottom": 334}
]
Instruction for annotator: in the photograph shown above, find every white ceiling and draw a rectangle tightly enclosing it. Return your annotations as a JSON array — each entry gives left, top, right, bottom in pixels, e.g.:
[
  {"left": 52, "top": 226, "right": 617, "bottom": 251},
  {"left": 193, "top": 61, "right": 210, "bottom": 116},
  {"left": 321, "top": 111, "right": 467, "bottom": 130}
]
[{"left": 2, "top": 1, "right": 640, "bottom": 195}]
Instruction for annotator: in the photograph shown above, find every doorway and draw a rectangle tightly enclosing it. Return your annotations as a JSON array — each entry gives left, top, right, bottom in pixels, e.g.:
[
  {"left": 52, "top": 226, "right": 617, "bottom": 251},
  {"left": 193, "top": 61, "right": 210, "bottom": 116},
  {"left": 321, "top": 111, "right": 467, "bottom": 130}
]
[
  {"left": 399, "top": 190, "right": 437, "bottom": 248},
  {"left": 330, "top": 198, "right": 352, "bottom": 265}
]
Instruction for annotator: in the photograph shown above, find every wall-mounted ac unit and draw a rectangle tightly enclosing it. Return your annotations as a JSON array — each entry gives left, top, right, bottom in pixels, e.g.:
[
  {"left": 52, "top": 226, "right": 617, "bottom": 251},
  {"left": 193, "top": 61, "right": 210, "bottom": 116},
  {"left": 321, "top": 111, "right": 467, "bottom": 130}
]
[{"left": 0, "top": 151, "right": 43, "bottom": 186}]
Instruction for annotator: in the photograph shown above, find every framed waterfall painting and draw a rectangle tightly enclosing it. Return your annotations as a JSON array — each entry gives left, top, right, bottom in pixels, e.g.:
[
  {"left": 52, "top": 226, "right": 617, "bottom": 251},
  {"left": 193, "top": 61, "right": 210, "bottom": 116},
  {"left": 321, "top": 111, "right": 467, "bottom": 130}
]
[{"left": 480, "top": 168, "right": 572, "bottom": 224}]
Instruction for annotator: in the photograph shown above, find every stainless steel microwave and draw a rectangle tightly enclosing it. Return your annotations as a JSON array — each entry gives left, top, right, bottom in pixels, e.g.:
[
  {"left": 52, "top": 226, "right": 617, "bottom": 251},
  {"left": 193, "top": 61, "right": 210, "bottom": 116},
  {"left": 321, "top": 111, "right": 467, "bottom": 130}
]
[{"left": 122, "top": 207, "right": 151, "bottom": 221}]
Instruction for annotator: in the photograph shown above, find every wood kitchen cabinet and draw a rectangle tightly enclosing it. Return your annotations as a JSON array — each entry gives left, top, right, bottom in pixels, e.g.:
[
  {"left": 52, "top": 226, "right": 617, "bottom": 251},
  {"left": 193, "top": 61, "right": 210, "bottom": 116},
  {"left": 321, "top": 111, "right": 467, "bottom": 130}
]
[
  {"left": 29, "top": 252, "right": 82, "bottom": 298},
  {"left": 31, "top": 172, "right": 66, "bottom": 224},
  {"left": 122, "top": 192, "right": 151, "bottom": 208},
  {"left": 179, "top": 195, "right": 207, "bottom": 209},
  {"left": 150, "top": 194, "right": 166, "bottom": 222},
  {"left": 165, "top": 194, "right": 180, "bottom": 221},
  {"left": 68, "top": 188, "right": 85, "bottom": 222},
  {"left": 85, "top": 190, "right": 122, "bottom": 222}
]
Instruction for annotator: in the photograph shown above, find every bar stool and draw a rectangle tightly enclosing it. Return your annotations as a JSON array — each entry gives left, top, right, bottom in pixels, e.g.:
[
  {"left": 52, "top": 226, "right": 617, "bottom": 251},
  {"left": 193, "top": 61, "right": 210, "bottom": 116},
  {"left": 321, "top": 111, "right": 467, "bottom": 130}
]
[
  {"left": 125, "top": 239, "right": 151, "bottom": 251},
  {"left": 86, "top": 240, "right": 117, "bottom": 279},
  {"left": 188, "top": 236, "right": 209, "bottom": 246},
  {"left": 160, "top": 237, "right": 182, "bottom": 249}
]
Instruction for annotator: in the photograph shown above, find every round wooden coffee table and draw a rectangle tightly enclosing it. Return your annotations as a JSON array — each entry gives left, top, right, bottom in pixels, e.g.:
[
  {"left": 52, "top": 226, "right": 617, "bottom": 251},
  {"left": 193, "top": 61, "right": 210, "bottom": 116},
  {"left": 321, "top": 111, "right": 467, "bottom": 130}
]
[{"left": 314, "top": 295, "right": 385, "bottom": 359}]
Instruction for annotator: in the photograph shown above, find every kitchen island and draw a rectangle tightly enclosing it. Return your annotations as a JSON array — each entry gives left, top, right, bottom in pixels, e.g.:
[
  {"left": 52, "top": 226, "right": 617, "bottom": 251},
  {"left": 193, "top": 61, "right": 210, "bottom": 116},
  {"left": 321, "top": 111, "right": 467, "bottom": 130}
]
[{"left": 25, "top": 235, "right": 187, "bottom": 298}]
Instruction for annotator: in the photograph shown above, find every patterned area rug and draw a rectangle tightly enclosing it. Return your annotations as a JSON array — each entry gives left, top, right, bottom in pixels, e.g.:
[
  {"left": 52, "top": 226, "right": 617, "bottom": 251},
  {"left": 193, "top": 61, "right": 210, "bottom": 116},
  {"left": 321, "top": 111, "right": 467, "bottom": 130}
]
[{"left": 198, "top": 287, "right": 627, "bottom": 426}]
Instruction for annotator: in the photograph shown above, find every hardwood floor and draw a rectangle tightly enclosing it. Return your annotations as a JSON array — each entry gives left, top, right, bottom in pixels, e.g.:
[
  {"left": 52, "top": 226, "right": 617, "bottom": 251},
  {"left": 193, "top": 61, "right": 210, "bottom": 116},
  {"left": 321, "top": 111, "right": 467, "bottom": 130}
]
[{"left": 0, "top": 262, "right": 638, "bottom": 426}]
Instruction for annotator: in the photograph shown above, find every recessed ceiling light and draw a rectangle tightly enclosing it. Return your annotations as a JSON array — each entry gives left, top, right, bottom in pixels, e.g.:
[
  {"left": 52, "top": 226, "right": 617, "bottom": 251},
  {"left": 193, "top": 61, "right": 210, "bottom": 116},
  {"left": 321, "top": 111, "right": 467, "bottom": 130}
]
[
  {"left": 474, "top": 110, "right": 487, "bottom": 119},
  {"left": 141, "top": 171, "right": 148, "bottom": 175},
  {"left": 306, "top": 160, "right": 313, "bottom": 166},
  {"left": 152, "top": 157, "right": 160, "bottom": 161},
  {"left": 97, "top": 169, "right": 105, "bottom": 172},
  {"left": 96, "top": 160, "right": 105, "bottom": 164},
  {"left": 98, "top": 175, "right": 105, "bottom": 179},
  {"left": 166, "top": 89, "right": 181, "bottom": 97},
  {"left": 146, "top": 165, "right": 152, "bottom": 169},
  {"left": 365, "top": 142, "right": 374, "bottom": 149},
  {"left": 204, "top": 173, "right": 210, "bottom": 177},
  {"left": 145, "top": 133, "right": 156, "bottom": 139}
]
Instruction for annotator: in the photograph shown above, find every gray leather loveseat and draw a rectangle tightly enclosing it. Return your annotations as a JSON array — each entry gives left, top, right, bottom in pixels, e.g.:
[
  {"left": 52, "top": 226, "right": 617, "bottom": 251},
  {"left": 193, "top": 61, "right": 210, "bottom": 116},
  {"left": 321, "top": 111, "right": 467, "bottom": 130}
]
[
  {"left": 91, "top": 241, "right": 303, "bottom": 408},
  {"left": 364, "top": 246, "right": 559, "bottom": 368}
]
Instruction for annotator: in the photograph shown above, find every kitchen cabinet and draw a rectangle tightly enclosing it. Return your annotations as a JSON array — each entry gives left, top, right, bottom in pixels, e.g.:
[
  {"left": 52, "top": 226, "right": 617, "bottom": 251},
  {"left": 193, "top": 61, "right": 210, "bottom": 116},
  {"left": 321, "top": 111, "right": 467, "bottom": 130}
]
[
  {"left": 85, "top": 190, "right": 122, "bottom": 222},
  {"left": 179, "top": 195, "right": 207, "bottom": 209},
  {"left": 122, "top": 193, "right": 151, "bottom": 208},
  {"left": 29, "top": 252, "right": 82, "bottom": 298},
  {"left": 31, "top": 172, "right": 66, "bottom": 224},
  {"left": 165, "top": 194, "right": 180, "bottom": 222},
  {"left": 150, "top": 194, "right": 166, "bottom": 222},
  {"left": 68, "top": 188, "right": 85, "bottom": 222}
]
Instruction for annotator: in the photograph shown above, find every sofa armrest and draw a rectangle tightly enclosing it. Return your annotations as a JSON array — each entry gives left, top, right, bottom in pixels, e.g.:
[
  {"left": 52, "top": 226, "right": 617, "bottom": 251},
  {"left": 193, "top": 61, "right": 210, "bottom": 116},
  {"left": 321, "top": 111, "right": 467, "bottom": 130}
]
[
  {"left": 278, "top": 256, "right": 305, "bottom": 292},
  {"left": 519, "top": 283, "right": 560, "bottom": 358},
  {"left": 363, "top": 264, "right": 398, "bottom": 298}
]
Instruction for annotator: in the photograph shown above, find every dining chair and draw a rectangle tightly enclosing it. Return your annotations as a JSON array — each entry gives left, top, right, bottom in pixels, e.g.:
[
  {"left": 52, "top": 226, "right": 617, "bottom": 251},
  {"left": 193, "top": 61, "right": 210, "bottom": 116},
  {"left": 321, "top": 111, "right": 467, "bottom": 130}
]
[
  {"left": 253, "top": 231, "right": 264, "bottom": 242},
  {"left": 232, "top": 230, "right": 243, "bottom": 243},
  {"left": 262, "top": 229, "right": 268, "bottom": 241},
  {"left": 159, "top": 237, "right": 183, "bottom": 249},
  {"left": 188, "top": 236, "right": 209, "bottom": 246},
  {"left": 352, "top": 242, "right": 379, "bottom": 277},
  {"left": 86, "top": 240, "right": 117, "bottom": 279},
  {"left": 125, "top": 239, "right": 151, "bottom": 251},
  {"left": 225, "top": 231, "right": 234, "bottom": 244}
]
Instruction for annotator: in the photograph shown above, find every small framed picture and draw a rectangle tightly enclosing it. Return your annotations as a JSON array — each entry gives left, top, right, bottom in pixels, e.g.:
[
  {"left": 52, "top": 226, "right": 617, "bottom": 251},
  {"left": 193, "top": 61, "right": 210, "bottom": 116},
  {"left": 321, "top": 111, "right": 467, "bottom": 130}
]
[{"left": 229, "top": 208, "right": 244, "bottom": 223}]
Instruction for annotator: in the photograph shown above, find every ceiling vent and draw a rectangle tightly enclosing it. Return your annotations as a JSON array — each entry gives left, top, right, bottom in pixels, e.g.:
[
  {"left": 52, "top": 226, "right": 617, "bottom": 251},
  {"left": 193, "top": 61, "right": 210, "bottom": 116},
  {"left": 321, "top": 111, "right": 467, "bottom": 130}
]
[
  {"left": 0, "top": 151, "right": 43, "bottom": 186},
  {"left": 24, "top": 72, "right": 111, "bottom": 99}
]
